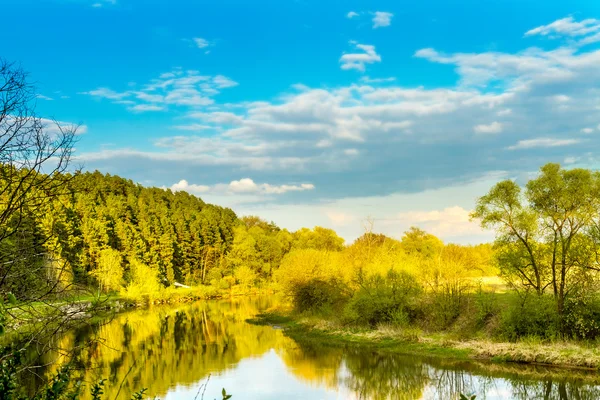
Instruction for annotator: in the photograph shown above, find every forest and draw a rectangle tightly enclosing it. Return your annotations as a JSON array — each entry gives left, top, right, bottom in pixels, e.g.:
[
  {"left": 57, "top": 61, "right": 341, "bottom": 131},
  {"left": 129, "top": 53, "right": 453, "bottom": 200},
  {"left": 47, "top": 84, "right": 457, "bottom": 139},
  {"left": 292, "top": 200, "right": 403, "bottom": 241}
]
[{"left": 2, "top": 167, "right": 491, "bottom": 303}]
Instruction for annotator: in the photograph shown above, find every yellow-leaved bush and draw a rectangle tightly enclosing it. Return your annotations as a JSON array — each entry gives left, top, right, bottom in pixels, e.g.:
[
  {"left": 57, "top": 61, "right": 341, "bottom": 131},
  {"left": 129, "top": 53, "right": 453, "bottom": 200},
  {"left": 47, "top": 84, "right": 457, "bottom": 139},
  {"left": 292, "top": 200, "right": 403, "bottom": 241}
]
[{"left": 122, "top": 258, "right": 162, "bottom": 301}]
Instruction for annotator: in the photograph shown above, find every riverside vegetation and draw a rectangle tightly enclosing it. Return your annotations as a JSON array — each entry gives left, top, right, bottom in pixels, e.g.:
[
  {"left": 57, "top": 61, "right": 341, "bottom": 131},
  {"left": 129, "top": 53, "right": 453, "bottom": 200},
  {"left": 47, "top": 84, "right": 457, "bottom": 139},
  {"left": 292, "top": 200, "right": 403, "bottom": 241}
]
[
  {"left": 3, "top": 58, "right": 600, "bottom": 397},
  {"left": 265, "top": 162, "right": 600, "bottom": 369}
]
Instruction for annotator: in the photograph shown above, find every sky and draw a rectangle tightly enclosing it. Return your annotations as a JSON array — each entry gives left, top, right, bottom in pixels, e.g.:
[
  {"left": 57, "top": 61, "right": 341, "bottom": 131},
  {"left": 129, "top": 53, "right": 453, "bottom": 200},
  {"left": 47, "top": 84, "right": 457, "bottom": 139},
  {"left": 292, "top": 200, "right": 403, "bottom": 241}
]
[{"left": 3, "top": 0, "right": 600, "bottom": 244}]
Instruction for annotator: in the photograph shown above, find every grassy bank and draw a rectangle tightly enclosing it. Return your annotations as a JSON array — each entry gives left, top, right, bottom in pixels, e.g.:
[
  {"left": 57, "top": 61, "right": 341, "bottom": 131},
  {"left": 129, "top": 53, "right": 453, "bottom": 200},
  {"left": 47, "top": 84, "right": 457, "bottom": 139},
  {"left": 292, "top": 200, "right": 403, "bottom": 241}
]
[
  {"left": 4, "top": 285, "right": 275, "bottom": 339},
  {"left": 249, "top": 311, "right": 600, "bottom": 370},
  {"left": 120, "top": 284, "right": 274, "bottom": 305}
]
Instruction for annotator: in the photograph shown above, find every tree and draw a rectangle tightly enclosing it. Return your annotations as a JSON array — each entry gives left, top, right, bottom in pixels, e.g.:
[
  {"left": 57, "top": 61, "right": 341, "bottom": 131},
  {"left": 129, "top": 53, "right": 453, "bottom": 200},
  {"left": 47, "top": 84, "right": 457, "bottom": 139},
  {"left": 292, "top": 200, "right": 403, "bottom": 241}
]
[
  {"left": 472, "top": 163, "right": 600, "bottom": 329},
  {"left": 124, "top": 258, "right": 161, "bottom": 298},
  {"left": 400, "top": 227, "right": 443, "bottom": 258},
  {"left": 91, "top": 248, "right": 124, "bottom": 292},
  {"left": 0, "top": 59, "right": 78, "bottom": 299},
  {"left": 292, "top": 227, "right": 345, "bottom": 251},
  {"left": 234, "top": 264, "right": 257, "bottom": 290}
]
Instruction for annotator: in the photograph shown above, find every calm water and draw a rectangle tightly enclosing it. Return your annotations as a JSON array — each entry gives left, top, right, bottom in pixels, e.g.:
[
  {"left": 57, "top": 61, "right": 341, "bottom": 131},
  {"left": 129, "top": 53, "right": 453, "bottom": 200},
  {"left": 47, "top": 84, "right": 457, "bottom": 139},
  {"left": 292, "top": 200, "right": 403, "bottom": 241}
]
[{"left": 22, "top": 297, "right": 600, "bottom": 399}]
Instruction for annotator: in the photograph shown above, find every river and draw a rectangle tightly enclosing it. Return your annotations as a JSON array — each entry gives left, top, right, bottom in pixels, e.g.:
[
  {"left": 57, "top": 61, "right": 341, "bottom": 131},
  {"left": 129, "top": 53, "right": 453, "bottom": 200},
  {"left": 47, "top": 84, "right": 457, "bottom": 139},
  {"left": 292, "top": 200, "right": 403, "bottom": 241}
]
[{"left": 21, "top": 297, "right": 600, "bottom": 399}]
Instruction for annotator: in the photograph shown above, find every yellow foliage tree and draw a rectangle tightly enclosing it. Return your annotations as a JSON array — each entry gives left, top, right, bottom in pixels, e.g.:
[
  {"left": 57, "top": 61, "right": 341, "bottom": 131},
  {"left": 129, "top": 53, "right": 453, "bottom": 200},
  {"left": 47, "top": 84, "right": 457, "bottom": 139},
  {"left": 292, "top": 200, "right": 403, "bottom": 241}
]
[
  {"left": 234, "top": 265, "right": 257, "bottom": 290},
  {"left": 275, "top": 249, "right": 348, "bottom": 294},
  {"left": 90, "top": 248, "right": 123, "bottom": 292},
  {"left": 123, "top": 258, "right": 161, "bottom": 298}
]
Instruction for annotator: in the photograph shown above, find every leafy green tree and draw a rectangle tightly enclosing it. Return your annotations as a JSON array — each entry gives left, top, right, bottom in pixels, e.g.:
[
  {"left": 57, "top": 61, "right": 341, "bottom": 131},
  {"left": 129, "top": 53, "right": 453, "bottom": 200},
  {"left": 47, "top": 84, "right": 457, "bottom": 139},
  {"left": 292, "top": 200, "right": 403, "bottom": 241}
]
[
  {"left": 400, "top": 227, "right": 443, "bottom": 259},
  {"left": 473, "top": 163, "right": 600, "bottom": 328},
  {"left": 226, "top": 226, "right": 260, "bottom": 275},
  {"left": 292, "top": 227, "right": 345, "bottom": 251}
]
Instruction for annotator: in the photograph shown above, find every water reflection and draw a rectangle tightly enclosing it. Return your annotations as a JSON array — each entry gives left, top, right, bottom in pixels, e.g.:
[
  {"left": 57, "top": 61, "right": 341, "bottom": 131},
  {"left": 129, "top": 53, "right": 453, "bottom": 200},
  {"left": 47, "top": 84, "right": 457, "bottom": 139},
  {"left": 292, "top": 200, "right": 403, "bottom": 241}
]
[{"left": 22, "top": 297, "right": 600, "bottom": 399}]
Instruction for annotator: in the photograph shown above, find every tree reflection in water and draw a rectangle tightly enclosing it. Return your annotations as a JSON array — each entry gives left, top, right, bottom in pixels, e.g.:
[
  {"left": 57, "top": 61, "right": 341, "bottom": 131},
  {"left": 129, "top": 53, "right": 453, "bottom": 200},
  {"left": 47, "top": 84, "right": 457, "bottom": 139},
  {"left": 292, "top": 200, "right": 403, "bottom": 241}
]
[{"left": 20, "top": 297, "right": 600, "bottom": 400}]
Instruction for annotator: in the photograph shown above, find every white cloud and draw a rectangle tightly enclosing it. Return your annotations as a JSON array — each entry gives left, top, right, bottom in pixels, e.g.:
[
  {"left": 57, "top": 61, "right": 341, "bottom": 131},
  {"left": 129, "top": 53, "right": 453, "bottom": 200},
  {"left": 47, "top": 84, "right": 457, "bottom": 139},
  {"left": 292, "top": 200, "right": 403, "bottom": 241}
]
[
  {"left": 171, "top": 124, "right": 212, "bottom": 131},
  {"left": 581, "top": 127, "right": 594, "bottom": 134},
  {"left": 37, "top": 94, "right": 54, "bottom": 101},
  {"left": 347, "top": 11, "right": 359, "bottom": 18},
  {"left": 525, "top": 16, "right": 600, "bottom": 42},
  {"left": 340, "top": 43, "right": 381, "bottom": 72},
  {"left": 344, "top": 148, "right": 359, "bottom": 155},
  {"left": 360, "top": 76, "right": 396, "bottom": 83},
  {"left": 189, "top": 111, "right": 244, "bottom": 125},
  {"left": 397, "top": 206, "right": 486, "bottom": 238},
  {"left": 164, "top": 88, "right": 214, "bottom": 106},
  {"left": 372, "top": 11, "right": 393, "bottom": 28},
  {"left": 80, "top": 87, "right": 129, "bottom": 100},
  {"left": 564, "top": 156, "right": 579, "bottom": 164},
  {"left": 193, "top": 38, "right": 210, "bottom": 48},
  {"left": 553, "top": 94, "right": 571, "bottom": 103},
  {"left": 38, "top": 118, "right": 88, "bottom": 136},
  {"left": 82, "top": 69, "right": 237, "bottom": 111},
  {"left": 171, "top": 179, "right": 210, "bottom": 193},
  {"left": 414, "top": 45, "right": 600, "bottom": 88},
  {"left": 129, "top": 104, "right": 165, "bottom": 112},
  {"left": 326, "top": 211, "right": 356, "bottom": 226},
  {"left": 171, "top": 178, "right": 315, "bottom": 196},
  {"left": 213, "top": 75, "right": 239, "bottom": 88},
  {"left": 474, "top": 121, "right": 503, "bottom": 134},
  {"left": 580, "top": 32, "right": 600, "bottom": 46},
  {"left": 507, "top": 138, "right": 581, "bottom": 150},
  {"left": 523, "top": 16, "right": 600, "bottom": 46},
  {"left": 91, "top": 0, "right": 116, "bottom": 8},
  {"left": 134, "top": 92, "right": 164, "bottom": 103}
]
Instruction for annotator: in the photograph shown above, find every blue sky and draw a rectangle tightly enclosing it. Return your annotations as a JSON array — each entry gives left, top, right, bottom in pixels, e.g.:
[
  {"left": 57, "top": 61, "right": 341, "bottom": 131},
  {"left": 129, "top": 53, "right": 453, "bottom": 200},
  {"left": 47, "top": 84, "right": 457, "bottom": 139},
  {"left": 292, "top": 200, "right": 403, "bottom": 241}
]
[{"left": 3, "top": 0, "right": 600, "bottom": 243}]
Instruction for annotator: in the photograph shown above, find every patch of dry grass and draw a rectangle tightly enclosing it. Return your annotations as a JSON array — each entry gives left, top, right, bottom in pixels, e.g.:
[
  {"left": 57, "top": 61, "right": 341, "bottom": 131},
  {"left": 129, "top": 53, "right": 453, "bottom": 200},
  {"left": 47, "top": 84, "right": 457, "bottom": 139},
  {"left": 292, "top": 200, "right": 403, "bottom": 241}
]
[
  {"left": 293, "top": 317, "right": 600, "bottom": 369},
  {"left": 453, "top": 339, "right": 600, "bottom": 368}
]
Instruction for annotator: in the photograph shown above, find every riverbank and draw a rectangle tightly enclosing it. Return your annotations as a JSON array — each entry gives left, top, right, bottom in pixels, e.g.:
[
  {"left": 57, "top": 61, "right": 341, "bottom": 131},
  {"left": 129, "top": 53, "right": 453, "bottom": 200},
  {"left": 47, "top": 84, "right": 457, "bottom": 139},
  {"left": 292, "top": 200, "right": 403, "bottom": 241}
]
[
  {"left": 4, "top": 285, "right": 274, "bottom": 336},
  {"left": 249, "top": 312, "right": 600, "bottom": 370}
]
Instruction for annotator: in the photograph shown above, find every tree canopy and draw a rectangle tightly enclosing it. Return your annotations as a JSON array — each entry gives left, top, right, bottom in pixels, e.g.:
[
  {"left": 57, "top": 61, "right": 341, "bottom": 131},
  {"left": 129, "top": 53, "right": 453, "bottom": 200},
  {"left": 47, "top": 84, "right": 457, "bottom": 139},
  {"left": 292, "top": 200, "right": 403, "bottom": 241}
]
[{"left": 473, "top": 163, "right": 600, "bottom": 327}]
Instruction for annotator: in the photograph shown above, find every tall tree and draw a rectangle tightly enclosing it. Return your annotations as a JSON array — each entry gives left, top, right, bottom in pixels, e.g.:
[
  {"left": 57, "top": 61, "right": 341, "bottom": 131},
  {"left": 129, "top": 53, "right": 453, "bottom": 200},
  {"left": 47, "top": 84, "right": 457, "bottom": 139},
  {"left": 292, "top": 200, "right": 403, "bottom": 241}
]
[
  {"left": 0, "top": 59, "right": 78, "bottom": 299},
  {"left": 472, "top": 163, "right": 600, "bottom": 329}
]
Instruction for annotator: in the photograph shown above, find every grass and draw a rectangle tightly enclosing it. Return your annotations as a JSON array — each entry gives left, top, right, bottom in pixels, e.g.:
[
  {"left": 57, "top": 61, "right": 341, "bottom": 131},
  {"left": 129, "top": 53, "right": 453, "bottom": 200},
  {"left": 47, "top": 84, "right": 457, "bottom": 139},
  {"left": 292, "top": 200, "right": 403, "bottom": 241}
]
[{"left": 248, "top": 311, "right": 600, "bottom": 370}]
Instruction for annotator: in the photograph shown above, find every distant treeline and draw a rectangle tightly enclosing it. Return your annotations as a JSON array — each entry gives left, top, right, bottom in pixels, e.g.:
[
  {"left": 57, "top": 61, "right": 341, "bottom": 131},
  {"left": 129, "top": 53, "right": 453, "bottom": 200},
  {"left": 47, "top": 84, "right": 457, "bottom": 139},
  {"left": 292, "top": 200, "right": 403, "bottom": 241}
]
[
  {"left": 0, "top": 170, "right": 360, "bottom": 299},
  {"left": 0, "top": 169, "right": 495, "bottom": 303}
]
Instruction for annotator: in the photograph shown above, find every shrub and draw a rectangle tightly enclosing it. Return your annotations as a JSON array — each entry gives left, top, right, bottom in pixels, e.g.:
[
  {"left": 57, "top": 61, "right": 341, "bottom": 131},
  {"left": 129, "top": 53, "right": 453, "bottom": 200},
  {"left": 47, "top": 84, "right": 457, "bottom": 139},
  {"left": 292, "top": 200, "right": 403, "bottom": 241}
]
[
  {"left": 122, "top": 259, "right": 161, "bottom": 301},
  {"left": 563, "top": 292, "right": 600, "bottom": 340},
  {"left": 276, "top": 248, "right": 350, "bottom": 314},
  {"left": 473, "top": 286, "right": 500, "bottom": 328},
  {"left": 421, "top": 281, "right": 470, "bottom": 330},
  {"left": 234, "top": 265, "right": 257, "bottom": 290},
  {"left": 497, "top": 294, "right": 559, "bottom": 341},
  {"left": 343, "top": 270, "right": 421, "bottom": 327},
  {"left": 291, "top": 278, "right": 348, "bottom": 314}
]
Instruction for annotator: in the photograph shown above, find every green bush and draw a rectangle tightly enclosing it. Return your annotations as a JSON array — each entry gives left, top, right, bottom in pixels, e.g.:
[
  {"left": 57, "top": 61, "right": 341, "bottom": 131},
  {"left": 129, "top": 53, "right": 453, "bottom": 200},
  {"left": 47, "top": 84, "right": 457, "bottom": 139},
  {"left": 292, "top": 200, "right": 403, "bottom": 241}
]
[
  {"left": 343, "top": 270, "right": 421, "bottom": 327},
  {"left": 497, "top": 294, "right": 559, "bottom": 341},
  {"left": 474, "top": 287, "right": 500, "bottom": 328},
  {"left": 420, "top": 282, "right": 470, "bottom": 330},
  {"left": 291, "top": 278, "right": 348, "bottom": 314},
  {"left": 563, "top": 292, "right": 600, "bottom": 340}
]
